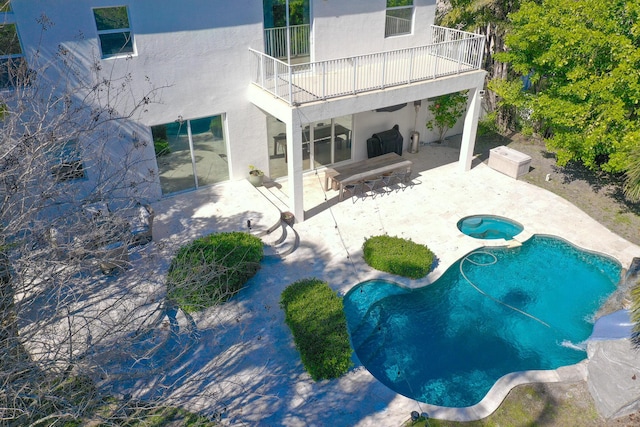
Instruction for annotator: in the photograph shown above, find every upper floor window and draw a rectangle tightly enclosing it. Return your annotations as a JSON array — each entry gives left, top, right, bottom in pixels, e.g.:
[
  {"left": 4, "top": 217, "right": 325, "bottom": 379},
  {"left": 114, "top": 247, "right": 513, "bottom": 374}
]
[
  {"left": 0, "top": 2, "right": 27, "bottom": 88},
  {"left": 385, "top": 0, "right": 413, "bottom": 37},
  {"left": 93, "top": 6, "right": 134, "bottom": 58}
]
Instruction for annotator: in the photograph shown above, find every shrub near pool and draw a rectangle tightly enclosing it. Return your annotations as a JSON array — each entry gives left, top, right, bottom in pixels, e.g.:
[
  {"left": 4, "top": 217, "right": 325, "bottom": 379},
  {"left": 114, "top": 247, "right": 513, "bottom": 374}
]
[
  {"left": 167, "top": 231, "right": 263, "bottom": 313},
  {"left": 280, "top": 278, "right": 353, "bottom": 381},
  {"left": 363, "top": 235, "right": 435, "bottom": 279}
]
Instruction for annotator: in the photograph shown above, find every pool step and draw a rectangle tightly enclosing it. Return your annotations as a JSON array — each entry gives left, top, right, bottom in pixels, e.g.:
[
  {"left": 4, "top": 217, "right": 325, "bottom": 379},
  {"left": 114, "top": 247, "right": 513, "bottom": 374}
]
[{"left": 507, "top": 240, "right": 522, "bottom": 248}]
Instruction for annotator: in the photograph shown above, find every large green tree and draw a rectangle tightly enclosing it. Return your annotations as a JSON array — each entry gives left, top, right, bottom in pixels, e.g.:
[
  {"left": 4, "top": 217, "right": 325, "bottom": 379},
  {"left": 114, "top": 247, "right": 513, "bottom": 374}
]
[
  {"left": 493, "top": 0, "right": 640, "bottom": 172},
  {"left": 438, "top": 0, "right": 527, "bottom": 130}
]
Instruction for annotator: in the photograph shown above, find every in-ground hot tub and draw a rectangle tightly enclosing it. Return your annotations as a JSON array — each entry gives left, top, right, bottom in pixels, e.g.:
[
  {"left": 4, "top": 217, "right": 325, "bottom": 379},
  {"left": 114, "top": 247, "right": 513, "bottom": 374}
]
[{"left": 457, "top": 215, "right": 524, "bottom": 240}]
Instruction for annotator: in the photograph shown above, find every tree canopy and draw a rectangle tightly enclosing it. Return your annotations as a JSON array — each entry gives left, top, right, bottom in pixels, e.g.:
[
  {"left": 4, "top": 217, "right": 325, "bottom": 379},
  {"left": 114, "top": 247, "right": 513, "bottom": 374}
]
[{"left": 493, "top": 0, "right": 640, "bottom": 173}]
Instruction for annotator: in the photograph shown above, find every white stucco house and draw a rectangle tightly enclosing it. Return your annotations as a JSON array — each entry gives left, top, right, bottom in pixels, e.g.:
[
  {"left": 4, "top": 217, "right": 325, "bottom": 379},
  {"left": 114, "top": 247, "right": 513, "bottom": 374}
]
[{"left": 4, "top": 0, "right": 485, "bottom": 221}]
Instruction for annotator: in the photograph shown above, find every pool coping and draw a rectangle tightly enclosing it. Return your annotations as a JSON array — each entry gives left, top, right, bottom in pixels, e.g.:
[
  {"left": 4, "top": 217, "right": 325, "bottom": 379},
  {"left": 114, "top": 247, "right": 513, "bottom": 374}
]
[{"left": 416, "top": 362, "right": 588, "bottom": 421}]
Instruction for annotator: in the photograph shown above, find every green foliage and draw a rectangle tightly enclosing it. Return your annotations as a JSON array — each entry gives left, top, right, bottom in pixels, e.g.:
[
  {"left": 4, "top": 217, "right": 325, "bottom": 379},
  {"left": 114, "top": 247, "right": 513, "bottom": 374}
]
[
  {"left": 151, "top": 124, "right": 170, "bottom": 156},
  {"left": 167, "top": 232, "right": 263, "bottom": 313},
  {"left": 623, "top": 131, "right": 640, "bottom": 202},
  {"left": 267, "top": 0, "right": 308, "bottom": 27},
  {"left": 153, "top": 139, "right": 170, "bottom": 157},
  {"left": 437, "top": 0, "right": 520, "bottom": 29},
  {"left": 496, "top": 0, "right": 640, "bottom": 173},
  {"left": 0, "top": 24, "right": 21, "bottom": 55},
  {"left": 151, "top": 124, "right": 167, "bottom": 141},
  {"left": 632, "top": 279, "right": 640, "bottom": 347},
  {"left": 477, "top": 112, "right": 498, "bottom": 136},
  {"left": 93, "top": 6, "right": 130, "bottom": 31},
  {"left": 387, "top": 0, "right": 413, "bottom": 6},
  {"left": 425, "top": 91, "right": 468, "bottom": 142},
  {"left": 280, "top": 278, "right": 353, "bottom": 381},
  {"left": 99, "top": 403, "right": 216, "bottom": 426},
  {"left": 0, "top": 374, "right": 214, "bottom": 426},
  {"left": 209, "top": 116, "right": 223, "bottom": 138},
  {"left": 363, "top": 235, "right": 435, "bottom": 279}
]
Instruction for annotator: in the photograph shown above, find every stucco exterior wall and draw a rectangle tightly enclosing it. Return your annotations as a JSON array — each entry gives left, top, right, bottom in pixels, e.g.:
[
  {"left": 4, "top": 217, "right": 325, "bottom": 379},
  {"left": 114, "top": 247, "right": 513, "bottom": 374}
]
[
  {"left": 311, "top": 0, "right": 436, "bottom": 61},
  {"left": 10, "top": 0, "right": 475, "bottom": 207},
  {"left": 12, "top": 0, "right": 269, "bottom": 183}
]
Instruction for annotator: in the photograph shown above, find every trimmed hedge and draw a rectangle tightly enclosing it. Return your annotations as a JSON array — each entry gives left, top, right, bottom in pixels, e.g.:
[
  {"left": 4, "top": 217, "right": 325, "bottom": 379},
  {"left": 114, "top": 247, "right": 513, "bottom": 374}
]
[
  {"left": 280, "top": 278, "right": 352, "bottom": 381},
  {"left": 363, "top": 235, "right": 435, "bottom": 279},
  {"left": 167, "top": 231, "right": 263, "bottom": 313}
]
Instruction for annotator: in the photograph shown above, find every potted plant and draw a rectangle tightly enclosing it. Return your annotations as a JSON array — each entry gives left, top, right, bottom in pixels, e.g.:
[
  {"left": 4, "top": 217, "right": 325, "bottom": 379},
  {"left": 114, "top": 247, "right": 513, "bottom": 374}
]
[{"left": 248, "top": 165, "right": 264, "bottom": 187}]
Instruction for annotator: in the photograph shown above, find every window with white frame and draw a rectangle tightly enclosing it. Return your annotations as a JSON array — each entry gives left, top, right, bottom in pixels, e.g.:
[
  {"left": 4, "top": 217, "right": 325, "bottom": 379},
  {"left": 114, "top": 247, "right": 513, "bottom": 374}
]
[
  {"left": 385, "top": 0, "right": 413, "bottom": 37},
  {"left": 51, "top": 140, "right": 86, "bottom": 182},
  {"left": 0, "top": 2, "right": 27, "bottom": 88},
  {"left": 93, "top": 6, "right": 134, "bottom": 58}
]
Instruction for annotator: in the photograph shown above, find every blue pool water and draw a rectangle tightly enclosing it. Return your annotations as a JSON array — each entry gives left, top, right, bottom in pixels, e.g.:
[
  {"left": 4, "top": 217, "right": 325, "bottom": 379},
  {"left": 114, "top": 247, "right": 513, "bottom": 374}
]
[
  {"left": 344, "top": 235, "right": 620, "bottom": 407},
  {"left": 457, "top": 215, "right": 524, "bottom": 240}
]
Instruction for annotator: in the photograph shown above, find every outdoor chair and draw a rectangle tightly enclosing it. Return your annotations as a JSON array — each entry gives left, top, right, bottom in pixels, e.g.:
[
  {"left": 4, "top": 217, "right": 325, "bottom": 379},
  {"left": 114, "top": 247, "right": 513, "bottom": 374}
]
[
  {"left": 362, "top": 177, "right": 384, "bottom": 199},
  {"left": 381, "top": 172, "right": 398, "bottom": 193},
  {"left": 396, "top": 171, "right": 413, "bottom": 191},
  {"left": 341, "top": 182, "right": 362, "bottom": 202}
]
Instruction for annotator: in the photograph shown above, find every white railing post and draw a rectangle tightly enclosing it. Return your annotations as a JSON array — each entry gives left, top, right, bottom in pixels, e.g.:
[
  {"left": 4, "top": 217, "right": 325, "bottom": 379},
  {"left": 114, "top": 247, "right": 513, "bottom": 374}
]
[
  {"left": 322, "top": 61, "right": 326, "bottom": 100},
  {"left": 381, "top": 52, "right": 387, "bottom": 89},
  {"left": 273, "top": 58, "right": 279, "bottom": 99},
  {"left": 259, "top": 53, "right": 265, "bottom": 88},
  {"left": 352, "top": 57, "right": 358, "bottom": 94},
  {"left": 288, "top": 64, "right": 293, "bottom": 105},
  {"left": 408, "top": 48, "right": 414, "bottom": 83}
]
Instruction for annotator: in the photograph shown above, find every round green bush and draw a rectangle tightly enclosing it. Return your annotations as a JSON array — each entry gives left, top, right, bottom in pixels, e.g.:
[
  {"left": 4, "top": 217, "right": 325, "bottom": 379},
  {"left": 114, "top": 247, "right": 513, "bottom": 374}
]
[
  {"left": 167, "top": 231, "right": 263, "bottom": 313},
  {"left": 363, "top": 235, "right": 435, "bottom": 279}
]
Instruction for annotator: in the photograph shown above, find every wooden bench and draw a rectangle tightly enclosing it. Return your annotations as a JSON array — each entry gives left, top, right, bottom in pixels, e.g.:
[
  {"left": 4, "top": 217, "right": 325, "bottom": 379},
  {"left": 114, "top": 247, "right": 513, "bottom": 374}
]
[{"left": 324, "top": 153, "right": 413, "bottom": 200}]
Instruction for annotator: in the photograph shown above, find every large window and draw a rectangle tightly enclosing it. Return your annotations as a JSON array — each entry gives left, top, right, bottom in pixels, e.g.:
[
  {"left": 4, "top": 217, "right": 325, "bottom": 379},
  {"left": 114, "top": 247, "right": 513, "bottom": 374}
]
[
  {"left": 152, "top": 115, "right": 229, "bottom": 195},
  {"left": 268, "top": 115, "right": 352, "bottom": 180},
  {"left": 93, "top": 6, "right": 134, "bottom": 58},
  {"left": 385, "top": 0, "right": 413, "bottom": 37},
  {"left": 0, "top": 3, "right": 26, "bottom": 88}
]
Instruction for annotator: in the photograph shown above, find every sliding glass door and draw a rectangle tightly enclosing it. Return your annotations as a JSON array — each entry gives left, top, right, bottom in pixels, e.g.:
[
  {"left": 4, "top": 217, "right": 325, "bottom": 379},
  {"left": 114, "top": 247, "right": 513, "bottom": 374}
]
[
  {"left": 267, "top": 114, "right": 352, "bottom": 180},
  {"left": 152, "top": 115, "right": 229, "bottom": 195}
]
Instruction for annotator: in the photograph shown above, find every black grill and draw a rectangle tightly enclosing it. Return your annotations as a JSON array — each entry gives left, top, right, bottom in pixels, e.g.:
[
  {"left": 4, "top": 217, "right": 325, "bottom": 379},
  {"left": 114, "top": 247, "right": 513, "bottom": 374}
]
[{"left": 366, "top": 124, "right": 403, "bottom": 158}]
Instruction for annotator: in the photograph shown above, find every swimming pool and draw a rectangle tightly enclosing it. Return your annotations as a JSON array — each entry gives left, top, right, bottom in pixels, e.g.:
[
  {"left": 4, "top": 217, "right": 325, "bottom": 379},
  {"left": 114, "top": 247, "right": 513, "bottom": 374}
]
[
  {"left": 457, "top": 215, "right": 524, "bottom": 240},
  {"left": 344, "top": 235, "right": 620, "bottom": 407}
]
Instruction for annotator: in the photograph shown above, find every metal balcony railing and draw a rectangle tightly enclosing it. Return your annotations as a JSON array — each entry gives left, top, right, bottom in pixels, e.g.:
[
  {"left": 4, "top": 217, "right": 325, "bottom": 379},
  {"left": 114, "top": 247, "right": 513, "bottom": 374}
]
[
  {"left": 264, "top": 24, "right": 310, "bottom": 59},
  {"left": 385, "top": 15, "right": 412, "bottom": 37},
  {"left": 250, "top": 26, "right": 485, "bottom": 106}
]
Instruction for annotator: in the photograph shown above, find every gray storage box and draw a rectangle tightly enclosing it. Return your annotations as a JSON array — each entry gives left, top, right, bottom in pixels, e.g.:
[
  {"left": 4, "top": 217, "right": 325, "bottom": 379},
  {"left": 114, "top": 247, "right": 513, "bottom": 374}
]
[{"left": 488, "top": 146, "right": 532, "bottom": 178}]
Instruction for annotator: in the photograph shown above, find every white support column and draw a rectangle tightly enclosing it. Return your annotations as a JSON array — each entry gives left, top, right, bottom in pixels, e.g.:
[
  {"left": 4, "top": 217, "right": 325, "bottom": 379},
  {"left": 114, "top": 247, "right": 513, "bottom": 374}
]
[
  {"left": 286, "top": 113, "right": 305, "bottom": 222},
  {"left": 458, "top": 85, "right": 483, "bottom": 172}
]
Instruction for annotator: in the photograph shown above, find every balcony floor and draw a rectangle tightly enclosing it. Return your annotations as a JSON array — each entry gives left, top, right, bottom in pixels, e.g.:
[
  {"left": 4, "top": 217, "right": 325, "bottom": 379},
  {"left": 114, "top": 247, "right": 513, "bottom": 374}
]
[{"left": 264, "top": 53, "right": 477, "bottom": 105}]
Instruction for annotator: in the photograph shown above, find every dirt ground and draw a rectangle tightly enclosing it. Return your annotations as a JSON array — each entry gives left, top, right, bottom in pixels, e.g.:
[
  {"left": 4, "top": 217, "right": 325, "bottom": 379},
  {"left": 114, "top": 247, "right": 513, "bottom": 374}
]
[
  {"left": 473, "top": 132, "right": 639, "bottom": 427},
  {"left": 475, "top": 132, "right": 640, "bottom": 247}
]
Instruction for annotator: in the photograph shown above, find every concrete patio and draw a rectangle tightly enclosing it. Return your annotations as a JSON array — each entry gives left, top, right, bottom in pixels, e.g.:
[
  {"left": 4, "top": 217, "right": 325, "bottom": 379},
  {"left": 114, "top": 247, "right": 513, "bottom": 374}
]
[{"left": 124, "top": 137, "right": 639, "bottom": 426}]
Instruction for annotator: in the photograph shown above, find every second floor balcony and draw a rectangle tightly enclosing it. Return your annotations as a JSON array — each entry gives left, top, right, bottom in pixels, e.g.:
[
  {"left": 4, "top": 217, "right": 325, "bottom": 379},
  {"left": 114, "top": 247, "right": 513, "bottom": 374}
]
[{"left": 250, "top": 26, "right": 485, "bottom": 107}]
